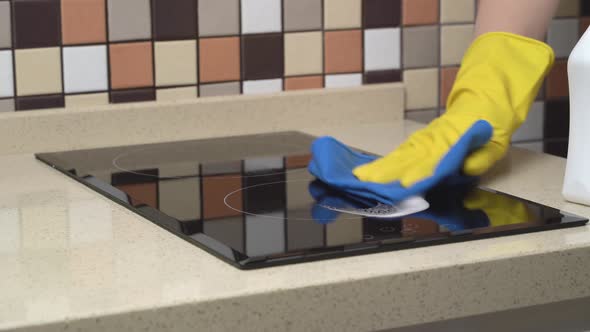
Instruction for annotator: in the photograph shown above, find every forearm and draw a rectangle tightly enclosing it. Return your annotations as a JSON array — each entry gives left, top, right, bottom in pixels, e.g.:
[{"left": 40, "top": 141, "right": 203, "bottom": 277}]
[{"left": 475, "top": 0, "right": 560, "bottom": 40}]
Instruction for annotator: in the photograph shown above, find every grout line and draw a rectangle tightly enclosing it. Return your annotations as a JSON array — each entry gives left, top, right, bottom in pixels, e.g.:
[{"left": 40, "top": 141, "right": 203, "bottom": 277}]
[
  {"left": 8, "top": 0, "right": 17, "bottom": 106},
  {"left": 149, "top": 0, "right": 157, "bottom": 101},
  {"left": 238, "top": 0, "right": 244, "bottom": 95},
  {"left": 104, "top": 0, "right": 114, "bottom": 104},
  {"left": 437, "top": 0, "right": 443, "bottom": 116},
  {"left": 195, "top": 0, "right": 200, "bottom": 98},
  {"left": 57, "top": 0, "right": 66, "bottom": 107},
  {"left": 281, "top": 0, "right": 285, "bottom": 92},
  {"left": 321, "top": 0, "right": 325, "bottom": 88}
]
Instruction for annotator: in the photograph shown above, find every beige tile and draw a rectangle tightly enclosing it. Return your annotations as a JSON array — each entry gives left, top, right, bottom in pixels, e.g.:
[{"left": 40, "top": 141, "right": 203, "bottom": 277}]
[
  {"left": 440, "top": 0, "right": 475, "bottom": 23},
  {"left": 441, "top": 24, "right": 474, "bottom": 66},
  {"left": 155, "top": 40, "right": 198, "bottom": 87},
  {"left": 199, "top": 82, "right": 241, "bottom": 97},
  {"left": 15, "top": 48, "right": 63, "bottom": 97},
  {"left": 404, "top": 68, "right": 439, "bottom": 110},
  {"left": 555, "top": 0, "right": 580, "bottom": 17},
  {"left": 65, "top": 93, "right": 109, "bottom": 108},
  {"left": 156, "top": 87, "right": 197, "bottom": 101},
  {"left": 406, "top": 109, "right": 439, "bottom": 124},
  {"left": 324, "top": 0, "right": 361, "bottom": 29},
  {"left": 285, "top": 32, "right": 323, "bottom": 76},
  {"left": 403, "top": 26, "right": 439, "bottom": 69}
]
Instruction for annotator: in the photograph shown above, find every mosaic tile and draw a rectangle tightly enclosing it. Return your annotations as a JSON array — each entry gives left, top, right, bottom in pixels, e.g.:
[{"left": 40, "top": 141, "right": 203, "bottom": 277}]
[
  {"left": 242, "top": 34, "right": 284, "bottom": 80},
  {"left": 199, "top": 37, "right": 241, "bottom": 83},
  {"left": 152, "top": 0, "right": 197, "bottom": 41},
  {"left": 13, "top": 0, "right": 61, "bottom": 49},
  {"left": 284, "top": 0, "right": 322, "bottom": 32},
  {"left": 284, "top": 76, "right": 323, "bottom": 91},
  {"left": 154, "top": 40, "right": 198, "bottom": 86},
  {"left": 61, "top": 0, "right": 106, "bottom": 45},
  {"left": 108, "top": 0, "right": 151, "bottom": 42},
  {"left": 284, "top": 32, "right": 323, "bottom": 76},
  {"left": 198, "top": 0, "right": 239, "bottom": 37},
  {"left": 324, "top": 30, "right": 362, "bottom": 74}
]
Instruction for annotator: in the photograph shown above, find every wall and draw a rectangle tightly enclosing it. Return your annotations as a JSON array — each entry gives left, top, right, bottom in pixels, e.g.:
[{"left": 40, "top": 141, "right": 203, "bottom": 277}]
[{"left": 0, "top": 0, "right": 585, "bottom": 157}]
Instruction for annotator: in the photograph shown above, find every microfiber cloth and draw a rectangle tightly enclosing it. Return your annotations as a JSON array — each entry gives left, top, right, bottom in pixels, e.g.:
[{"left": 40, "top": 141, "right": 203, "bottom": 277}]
[{"left": 307, "top": 120, "right": 493, "bottom": 205}]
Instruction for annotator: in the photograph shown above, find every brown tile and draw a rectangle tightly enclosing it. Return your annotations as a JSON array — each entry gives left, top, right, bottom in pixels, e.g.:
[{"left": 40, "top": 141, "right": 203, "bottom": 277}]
[
  {"left": 440, "top": 66, "right": 459, "bottom": 106},
  {"left": 402, "top": 0, "right": 438, "bottom": 26},
  {"left": 402, "top": 218, "right": 440, "bottom": 236},
  {"left": 580, "top": 17, "right": 590, "bottom": 37},
  {"left": 61, "top": 0, "right": 107, "bottom": 45},
  {"left": 364, "top": 70, "right": 402, "bottom": 84},
  {"left": 285, "top": 154, "right": 312, "bottom": 169},
  {"left": 544, "top": 100, "right": 569, "bottom": 139},
  {"left": 284, "top": 76, "right": 323, "bottom": 91},
  {"left": 199, "top": 37, "right": 241, "bottom": 83},
  {"left": 152, "top": 0, "right": 197, "bottom": 41},
  {"left": 13, "top": 0, "right": 61, "bottom": 48},
  {"left": 16, "top": 94, "right": 65, "bottom": 111},
  {"left": 115, "top": 183, "right": 158, "bottom": 208},
  {"left": 241, "top": 34, "right": 284, "bottom": 80},
  {"left": 324, "top": 30, "right": 362, "bottom": 74},
  {"left": 544, "top": 140, "right": 569, "bottom": 158},
  {"left": 109, "top": 42, "right": 154, "bottom": 89},
  {"left": 363, "top": 0, "right": 401, "bottom": 28},
  {"left": 546, "top": 60, "right": 568, "bottom": 99},
  {"left": 110, "top": 88, "right": 156, "bottom": 104},
  {"left": 202, "top": 175, "right": 243, "bottom": 220}
]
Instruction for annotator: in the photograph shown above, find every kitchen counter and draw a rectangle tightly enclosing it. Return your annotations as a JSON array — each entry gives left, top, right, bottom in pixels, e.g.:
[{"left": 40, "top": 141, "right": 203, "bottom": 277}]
[{"left": 1, "top": 87, "right": 590, "bottom": 331}]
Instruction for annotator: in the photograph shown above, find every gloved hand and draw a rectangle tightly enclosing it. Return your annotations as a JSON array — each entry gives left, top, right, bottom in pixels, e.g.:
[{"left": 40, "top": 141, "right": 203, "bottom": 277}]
[{"left": 353, "top": 32, "right": 555, "bottom": 192}]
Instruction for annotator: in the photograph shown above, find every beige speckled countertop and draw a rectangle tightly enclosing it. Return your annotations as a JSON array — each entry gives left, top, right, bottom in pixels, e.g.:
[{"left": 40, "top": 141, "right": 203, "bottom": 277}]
[{"left": 1, "top": 85, "right": 590, "bottom": 332}]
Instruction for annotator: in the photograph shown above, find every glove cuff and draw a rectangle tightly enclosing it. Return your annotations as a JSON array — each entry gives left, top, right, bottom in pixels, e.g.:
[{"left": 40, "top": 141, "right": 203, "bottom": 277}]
[{"left": 446, "top": 31, "right": 555, "bottom": 134}]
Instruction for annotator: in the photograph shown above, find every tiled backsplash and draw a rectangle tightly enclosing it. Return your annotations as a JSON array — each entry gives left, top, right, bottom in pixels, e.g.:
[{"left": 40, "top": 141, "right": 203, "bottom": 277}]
[
  {"left": 0, "top": 0, "right": 585, "bottom": 157},
  {"left": 0, "top": 0, "right": 405, "bottom": 110}
]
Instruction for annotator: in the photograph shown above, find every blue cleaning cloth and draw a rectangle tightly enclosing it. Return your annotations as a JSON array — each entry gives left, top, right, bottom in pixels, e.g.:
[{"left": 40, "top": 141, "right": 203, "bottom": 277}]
[
  {"left": 308, "top": 180, "right": 375, "bottom": 224},
  {"left": 307, "top": 120, "right": 493, "bottom": 205}
]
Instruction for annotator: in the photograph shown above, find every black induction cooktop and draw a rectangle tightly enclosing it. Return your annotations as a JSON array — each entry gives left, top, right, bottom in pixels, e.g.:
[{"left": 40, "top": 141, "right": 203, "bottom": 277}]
[{"left": 36, "top": 131, "right": 588, "bottom": 269}]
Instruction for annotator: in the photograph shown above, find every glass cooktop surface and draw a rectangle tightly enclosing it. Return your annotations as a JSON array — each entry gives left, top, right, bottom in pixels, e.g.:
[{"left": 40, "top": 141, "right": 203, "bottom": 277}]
[{"left": 36, "top": 131, "right": 588, "bottom": 269}]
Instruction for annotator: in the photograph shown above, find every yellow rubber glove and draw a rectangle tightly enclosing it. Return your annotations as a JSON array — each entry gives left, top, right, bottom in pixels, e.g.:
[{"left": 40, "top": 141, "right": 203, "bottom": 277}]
[{"left": 353, "top": 32, "right": 555, "bottom": 187}]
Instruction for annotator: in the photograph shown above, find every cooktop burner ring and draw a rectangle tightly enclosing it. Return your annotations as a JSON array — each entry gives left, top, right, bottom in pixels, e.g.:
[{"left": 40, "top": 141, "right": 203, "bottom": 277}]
[{"left": 223, "top": 179, "right": 406, "bottom": 221}]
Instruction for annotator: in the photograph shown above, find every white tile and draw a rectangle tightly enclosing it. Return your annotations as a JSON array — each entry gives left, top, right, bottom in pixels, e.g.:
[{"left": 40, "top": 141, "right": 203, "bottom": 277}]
[
  {"left": 364, "top": 28, "right": 401, "bottom": 71},
  {"left": 512, "top": 101, "right": 545, "bottom": 142},
  {"left": 244, "top": 156, "right": 284, "bottom": 173},
  {"left": 63, "top": 46, "right": 108, "bottom": 94},
  {"left": 548, "top": 19, "right": 579, "bottom": 58},
  {"left": 325, "top": 74, "right": 362, "bottom": 89},
  {"left": 0, "top": 51, "right": 14, "bottom": 98},
  {"left": 241, "top": 0, "right": 282, "bottom": 34},
  {"left": 246, "top": 212, "right": 285, "bottom": 256},
  {"left": 243, "top": 79, "right": 283, "bottom": 95}
]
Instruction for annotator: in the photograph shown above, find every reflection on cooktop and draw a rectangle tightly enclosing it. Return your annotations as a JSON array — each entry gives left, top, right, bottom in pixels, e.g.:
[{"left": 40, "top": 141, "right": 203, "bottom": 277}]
[{"left": 35, "top": 131, "right": 588, "bottom": 269}]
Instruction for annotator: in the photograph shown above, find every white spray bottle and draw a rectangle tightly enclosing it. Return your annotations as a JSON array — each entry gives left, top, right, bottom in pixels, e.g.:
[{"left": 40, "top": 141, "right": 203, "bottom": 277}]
[{"left": 563, "top": 27, "right": 590, "bottom": 205}]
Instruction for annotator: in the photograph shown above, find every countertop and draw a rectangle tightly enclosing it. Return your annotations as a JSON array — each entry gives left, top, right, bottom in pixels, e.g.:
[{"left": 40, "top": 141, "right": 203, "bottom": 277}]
[{"left": 2, "top": 119, "right": 590, "bottom": 332}]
